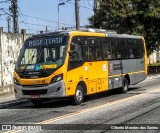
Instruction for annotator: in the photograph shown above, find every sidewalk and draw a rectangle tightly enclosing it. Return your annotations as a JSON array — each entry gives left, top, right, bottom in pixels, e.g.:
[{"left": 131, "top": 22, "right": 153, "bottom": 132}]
[
  {"left": 0, "top": 94, "right": 28, "bottom": 109},
  {"left": 0, "top": 74, "right": 160, "bottom": 109},
  {"left": 146, "top": 74, "right": 160, "bottom": 80}
]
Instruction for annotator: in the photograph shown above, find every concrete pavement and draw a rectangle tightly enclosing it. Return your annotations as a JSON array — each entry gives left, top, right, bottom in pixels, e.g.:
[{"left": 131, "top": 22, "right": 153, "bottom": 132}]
[
  {"left": 0, "top": 74, "right": 159, "bottom": 109},
  {"left": 0, "top": 94, "right": 28, "bottom": 109}
]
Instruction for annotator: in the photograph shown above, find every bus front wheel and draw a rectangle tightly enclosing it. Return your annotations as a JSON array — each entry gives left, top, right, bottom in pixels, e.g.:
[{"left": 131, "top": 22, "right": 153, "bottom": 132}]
[
  {"left": 121, "top": 78, "right": 129, "bottom": 93},
  {"left": 73, "top": 85, "right": 84, "bottom": 105}
]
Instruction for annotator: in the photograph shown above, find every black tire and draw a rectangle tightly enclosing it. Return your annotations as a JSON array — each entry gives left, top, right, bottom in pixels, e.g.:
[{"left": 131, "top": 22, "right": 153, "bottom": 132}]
[
  {"left": 31, "top": 99, "right": 43, "bottom": 106},
  {"left": 73, "top": 85, "right": 84, "bottom": 105},
  {"left": 121, "top": 78, "right": 129, "bottom": 93}
]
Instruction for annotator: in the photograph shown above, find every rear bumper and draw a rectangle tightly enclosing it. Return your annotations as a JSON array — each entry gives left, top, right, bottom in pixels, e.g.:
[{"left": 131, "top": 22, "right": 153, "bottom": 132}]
[{"left": 14, "top": 80, "right": 66, "bottom": 99}]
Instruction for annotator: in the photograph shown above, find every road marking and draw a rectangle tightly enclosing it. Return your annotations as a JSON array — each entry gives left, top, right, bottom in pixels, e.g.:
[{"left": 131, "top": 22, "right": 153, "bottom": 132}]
[{"left": 4, "top": 88, "right": 160, "bottom": 133}]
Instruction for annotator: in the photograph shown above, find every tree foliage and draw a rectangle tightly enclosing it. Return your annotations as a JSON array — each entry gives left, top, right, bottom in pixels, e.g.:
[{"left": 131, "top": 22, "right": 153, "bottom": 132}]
[{"left": 89, "top": 0, "right": 160, "bottom": 53}]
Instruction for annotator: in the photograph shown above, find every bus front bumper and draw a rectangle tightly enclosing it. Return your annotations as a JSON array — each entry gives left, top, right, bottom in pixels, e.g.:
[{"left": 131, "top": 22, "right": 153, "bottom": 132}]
[{"left": 14, "top": 80, "right": 66, "bottom": 99}]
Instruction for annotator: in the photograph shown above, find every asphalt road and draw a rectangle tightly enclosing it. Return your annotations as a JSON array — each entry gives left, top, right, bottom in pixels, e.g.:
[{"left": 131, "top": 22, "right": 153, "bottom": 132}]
[{"left": 0, "top": 77, "right": 160, "bottom": 133}]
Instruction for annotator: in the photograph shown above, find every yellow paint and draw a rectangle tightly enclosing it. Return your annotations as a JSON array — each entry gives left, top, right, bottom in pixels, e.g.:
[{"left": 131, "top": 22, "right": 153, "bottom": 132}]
[
  {"left": 142, "top": 37, "right": 148, "bottom": 75},
  {"left": 66, "top": 61, "right": 108, "bottom": 96},
  {"left": 108, "top": 71, "right": 145, "bottom": 78},
  {"left": 41, "top": 64, "right": 57, "bottom": 69}
]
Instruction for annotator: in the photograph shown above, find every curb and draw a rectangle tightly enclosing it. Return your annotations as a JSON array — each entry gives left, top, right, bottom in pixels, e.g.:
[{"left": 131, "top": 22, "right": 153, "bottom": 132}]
[{"left": 0, "top": 99, "right": 29, "bottom": 109}]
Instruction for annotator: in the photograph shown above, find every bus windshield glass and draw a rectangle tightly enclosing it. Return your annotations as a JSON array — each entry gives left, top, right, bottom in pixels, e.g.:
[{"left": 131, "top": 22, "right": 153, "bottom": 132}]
[{"left": 16, "top": 35, "right": 68, "bottom": 72}]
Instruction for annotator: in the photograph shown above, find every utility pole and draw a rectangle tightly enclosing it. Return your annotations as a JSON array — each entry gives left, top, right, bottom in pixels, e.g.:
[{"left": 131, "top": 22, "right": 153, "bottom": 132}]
[
  {"left": 6, "top": 16, "right": 11, "bottom": 33},
  {"left": 75, "top": 0, "right": 80, "bottom": 30},
  {"left": 45, "top": 26, "right": 48, "bottom": 33},
  {"left": 11, "top": 0, "right": 19, "bottom": 33}
]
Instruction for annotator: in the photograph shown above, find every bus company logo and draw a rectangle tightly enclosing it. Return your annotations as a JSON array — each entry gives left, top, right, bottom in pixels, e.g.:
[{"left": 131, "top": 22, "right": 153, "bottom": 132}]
[{"left": 110, "top": 63, "right": 113, "bottom": 72}]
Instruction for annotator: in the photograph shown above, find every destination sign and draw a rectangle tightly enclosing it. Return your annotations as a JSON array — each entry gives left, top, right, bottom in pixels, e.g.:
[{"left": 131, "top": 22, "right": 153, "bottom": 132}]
[{"left": 27, "top": 37, "right": 63, "bottom": 47}]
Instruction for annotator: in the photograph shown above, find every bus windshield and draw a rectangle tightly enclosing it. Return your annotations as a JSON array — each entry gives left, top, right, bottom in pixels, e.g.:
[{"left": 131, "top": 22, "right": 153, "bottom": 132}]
[{"left": 16, "top": 35, "right": 68, "bottom": 72}]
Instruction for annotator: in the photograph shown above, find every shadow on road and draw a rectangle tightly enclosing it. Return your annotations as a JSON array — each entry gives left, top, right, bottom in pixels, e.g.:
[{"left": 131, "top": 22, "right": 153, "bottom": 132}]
[{"left": 5, "top": 86, "right": 141, "bottom": 109}]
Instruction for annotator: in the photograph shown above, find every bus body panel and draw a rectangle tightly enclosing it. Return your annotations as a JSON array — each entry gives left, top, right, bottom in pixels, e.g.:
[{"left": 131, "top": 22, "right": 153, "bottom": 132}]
[
  {"left": 16, "top": 65, "right": 67, "bottom": 85},
  {"left": 108, "top": 60, "right": 123, "bottom": 89},
  {"left": 14, "top": 80, "right": 66, "bottom": 99},
  {"left": 142, "top": 37, "right": 148, "bottom": 75},
  {"left": 66, "top": 61, "right": 108, "bottom": 96},
  {"left": 14, "top": 65, "right": 68, "bottom": 99}
]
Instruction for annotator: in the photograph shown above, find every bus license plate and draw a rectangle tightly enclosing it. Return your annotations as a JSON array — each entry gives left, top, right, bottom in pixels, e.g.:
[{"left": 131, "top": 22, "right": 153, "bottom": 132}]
[{"left": 31, "top": 95, "right": 40, "bottom": 99}]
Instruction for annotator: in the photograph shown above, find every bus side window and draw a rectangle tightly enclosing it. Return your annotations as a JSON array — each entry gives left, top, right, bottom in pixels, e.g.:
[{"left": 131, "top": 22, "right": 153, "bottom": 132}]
[
  {"left": 68, "top": 36, "right": 84, "bottom": 70},
  {"left": 69, "top": 37, "right": 83, "bottom": 61},
  {"left": 102, "top": 38, "right": 112, "bottom": 60},
  {"left": 127, "top": 39, "right": 138, "bottom": 59},
  {"left": 136, "top": 39, "right": 144, "bottom": 58},
  {"left": 110, "top": 39, "right": 117, "bottom": 60},
  {"left": 117, "top": 39, "right": 128, "bottom": 59},
  {"left": 86, "top": 37, "right": 101, "bottom": 61}
]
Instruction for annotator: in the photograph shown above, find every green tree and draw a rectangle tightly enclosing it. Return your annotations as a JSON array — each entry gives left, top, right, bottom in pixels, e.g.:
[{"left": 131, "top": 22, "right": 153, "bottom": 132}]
[{"left": 89, "top": 0, "right": 160, "bottom": 53}]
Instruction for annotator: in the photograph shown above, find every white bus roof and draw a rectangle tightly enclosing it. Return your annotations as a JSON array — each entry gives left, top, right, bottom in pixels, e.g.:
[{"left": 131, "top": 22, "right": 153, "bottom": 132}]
[{"left": 31, "top": 28, "right": 142, "bottom": 39}]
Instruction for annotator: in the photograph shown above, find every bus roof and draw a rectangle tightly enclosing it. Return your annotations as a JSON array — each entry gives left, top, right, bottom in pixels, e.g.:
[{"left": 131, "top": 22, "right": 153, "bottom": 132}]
[{"left": 30, "top": 28, "right": 143, "bottom": 40}]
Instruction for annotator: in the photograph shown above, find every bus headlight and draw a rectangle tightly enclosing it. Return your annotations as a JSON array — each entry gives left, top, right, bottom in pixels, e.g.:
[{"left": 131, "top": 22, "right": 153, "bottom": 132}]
[
  {"left": 50, "top": 74, "right": 63, "bottom": 84},
  {"left": 14, "top": 78, "right": 20, "bottom": 85}
]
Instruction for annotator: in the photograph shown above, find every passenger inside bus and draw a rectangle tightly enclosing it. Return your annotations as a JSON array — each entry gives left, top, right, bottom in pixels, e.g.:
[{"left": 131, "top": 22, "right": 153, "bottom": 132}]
[
  {"left": 104, "top": 51, "right": 112, "bottom": 59},
  {"left": 87, "top": 48, "right": 93, "bottom": 61},
  {"left": 129, "top": 49, "right": 134, "bottom": 58},
  {"left": 117, "top": 51, "right": 121, "bottom": 59}
]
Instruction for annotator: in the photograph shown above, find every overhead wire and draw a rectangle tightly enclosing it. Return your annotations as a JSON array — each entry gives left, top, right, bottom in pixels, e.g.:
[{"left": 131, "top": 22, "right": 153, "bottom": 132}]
[
  {"left": 21, "top": 14, "right": 75, "bottom": 27},
  {"left": 66, "top": 0, "right": 93, "bottom": 10},
  {"left": 86, "top": 0, "right": 94, "bottom": 8},
  {"left": 0, "top": 8, "right": 12, "bottom": 16},
  {"left": 0, "top": 0, "right": 11, "bottom": 4},
  {"left": 17, "top": 6, "right": 34, "bottom": 33}
]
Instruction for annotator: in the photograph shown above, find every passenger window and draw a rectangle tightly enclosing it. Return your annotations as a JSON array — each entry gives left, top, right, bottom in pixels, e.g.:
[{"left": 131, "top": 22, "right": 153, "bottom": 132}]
[
  {"left": 68, "top": 36, "right": 84, "bottom": 71},
  {"left": 102, "top": 38, "right": 112, "bottom": 60},
  {"left": 127, "top": 39, "right": 138, "bottom": 59},
  {"left": 110, "top": 39, "right": 117, "bottom": 59},
  {"left": 102, "top": 38, "right": 120, "bottom": 60},
  {"left": 70, "top": 37, "right": 83, "bottom": 61},
  {"left": 117, "top": 39, "right": 128, "bottom": 59},
  {"left": 87, "top": 38, "right": 101, "bottom": 61},
  {"left": 136, "top": 40, "right": 144, "bottom": 58}
]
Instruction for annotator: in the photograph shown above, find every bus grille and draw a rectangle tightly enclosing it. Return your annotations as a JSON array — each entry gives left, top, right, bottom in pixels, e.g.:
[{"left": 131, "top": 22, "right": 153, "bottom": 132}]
[
  {"left": 22, "top": 89, "right": 47, "bottom": 95},
  {"left": 22, "top": 84, "right": 48, "bottom": 88}
]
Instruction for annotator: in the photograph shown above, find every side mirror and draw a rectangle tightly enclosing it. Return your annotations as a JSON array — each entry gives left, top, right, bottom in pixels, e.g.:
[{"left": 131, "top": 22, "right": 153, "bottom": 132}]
[{"left": 69, "top": 43, "right": 77, "bottom": 56}]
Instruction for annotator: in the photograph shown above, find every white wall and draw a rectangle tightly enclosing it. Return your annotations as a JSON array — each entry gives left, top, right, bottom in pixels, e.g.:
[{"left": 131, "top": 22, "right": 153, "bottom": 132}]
[
  {"left": 0, "top": 28, "right": 31, "bottom": 94},
  {"left": 149, "top": 50, "right": 160, "bottom": 64}
]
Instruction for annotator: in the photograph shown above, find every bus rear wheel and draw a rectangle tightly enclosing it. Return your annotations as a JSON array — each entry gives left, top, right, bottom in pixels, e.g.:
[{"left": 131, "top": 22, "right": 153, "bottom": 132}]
[
  {"left": 31, "top": 99, "right": 43, "bottom": 106},
  {"left": 121, "top": 78, "right": 129, "bottom": 93},
  {"left": 73, "top": 85, "right": 84, "bottom": 105}
]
